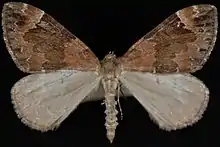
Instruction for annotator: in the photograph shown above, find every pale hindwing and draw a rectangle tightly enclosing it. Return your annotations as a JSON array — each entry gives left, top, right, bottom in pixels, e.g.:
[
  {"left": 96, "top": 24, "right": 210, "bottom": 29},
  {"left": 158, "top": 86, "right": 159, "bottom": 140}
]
[
  {"left": 120, "top": 72, "right": 209, "bottom": 130},
  {"left": 11, "top": 70, "right": 101, "bottom": 131}
]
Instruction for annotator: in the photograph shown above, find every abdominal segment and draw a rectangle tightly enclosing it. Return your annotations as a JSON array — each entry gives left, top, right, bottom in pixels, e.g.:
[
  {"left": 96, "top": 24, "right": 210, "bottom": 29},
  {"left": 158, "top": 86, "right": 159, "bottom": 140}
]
[{"left": 102, "top": 78, "right": 119, "bottom": 143}]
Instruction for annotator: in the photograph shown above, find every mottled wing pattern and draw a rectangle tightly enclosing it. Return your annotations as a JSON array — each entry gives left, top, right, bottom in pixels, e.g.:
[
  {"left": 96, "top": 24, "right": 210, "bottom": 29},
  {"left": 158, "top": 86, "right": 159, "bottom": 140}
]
[
  {"left": 119, "top": 5, "right": 218, "bottom": 73},
  {"left": 2, "top": 2, "right": 99, "bottom": 73}
]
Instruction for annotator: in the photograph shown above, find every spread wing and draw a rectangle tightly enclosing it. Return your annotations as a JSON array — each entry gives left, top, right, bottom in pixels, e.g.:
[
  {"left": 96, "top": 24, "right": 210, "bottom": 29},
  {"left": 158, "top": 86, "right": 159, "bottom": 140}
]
[
  {"left": 2, "top": 2, "right": 99, "bottom": 73},
  {"left": 119, "top": 72, "right": 209, "bottom": 130},
  {"left": 11, "top": 70, "right": 101, "bottom": 131},
  {"left": 119, "top": 4, "right": 218, "bottom": 73}
]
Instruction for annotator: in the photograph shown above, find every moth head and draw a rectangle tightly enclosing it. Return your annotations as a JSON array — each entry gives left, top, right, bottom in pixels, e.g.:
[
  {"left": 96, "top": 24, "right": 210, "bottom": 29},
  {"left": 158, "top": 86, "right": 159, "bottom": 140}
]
[{"left": 103, "top": 51, "right": 117, "bottom": 61}]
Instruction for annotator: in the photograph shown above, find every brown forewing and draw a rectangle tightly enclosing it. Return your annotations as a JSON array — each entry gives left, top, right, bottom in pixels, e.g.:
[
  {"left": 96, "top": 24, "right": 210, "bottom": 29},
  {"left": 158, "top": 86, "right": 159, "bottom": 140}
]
[
  {"left": 2, "top": 2, "right": 99, "bottom": 73},
  {"left": 119, "top": 5, "right": 218, "bottom": 73}
]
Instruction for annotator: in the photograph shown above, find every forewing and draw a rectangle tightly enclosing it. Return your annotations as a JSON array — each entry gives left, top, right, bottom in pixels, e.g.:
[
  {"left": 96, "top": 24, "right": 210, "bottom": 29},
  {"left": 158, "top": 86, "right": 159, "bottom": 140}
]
[
  {"left": 119, "top": 5, "right": 218, "bottom": 73},
  {"left": 120, "top": 72, "right": 209, "bottom": 130},
  {"left": 2, "top": 2, "right": 99, "bottom": 73},
  {"left": 11, "top": 70, "right": 101, "bottom": 131}
]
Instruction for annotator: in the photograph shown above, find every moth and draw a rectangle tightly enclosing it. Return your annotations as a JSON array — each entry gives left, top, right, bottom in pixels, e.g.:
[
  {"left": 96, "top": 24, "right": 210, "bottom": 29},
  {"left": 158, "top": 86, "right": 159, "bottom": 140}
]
[{"left": 2, "top": 2, "right": 218, "bottom": 143}]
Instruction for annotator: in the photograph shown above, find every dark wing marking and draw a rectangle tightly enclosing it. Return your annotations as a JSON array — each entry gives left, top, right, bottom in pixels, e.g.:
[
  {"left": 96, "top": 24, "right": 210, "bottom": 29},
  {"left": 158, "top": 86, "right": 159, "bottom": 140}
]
[
  {"left": 2, "top": 2, "right": 99, "bottom": 73},
  {"left": 119, "top": 5, "right": 218, "bottom": 73}
]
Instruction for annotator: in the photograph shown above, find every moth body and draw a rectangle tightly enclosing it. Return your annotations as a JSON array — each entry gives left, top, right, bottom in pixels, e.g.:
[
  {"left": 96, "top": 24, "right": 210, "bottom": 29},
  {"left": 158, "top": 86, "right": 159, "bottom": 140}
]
[
  {"left": 2, "top": 2, "right": 217, "bottom": 144},
  {"left": 99, "top": 52, "right": 122, "bottom": 143}
]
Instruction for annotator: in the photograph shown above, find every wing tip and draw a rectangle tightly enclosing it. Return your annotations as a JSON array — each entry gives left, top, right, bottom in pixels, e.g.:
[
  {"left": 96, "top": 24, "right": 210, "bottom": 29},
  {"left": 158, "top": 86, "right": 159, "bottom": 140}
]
[{"left": 3, "top": 2, "right": 27, "bottom": 8}]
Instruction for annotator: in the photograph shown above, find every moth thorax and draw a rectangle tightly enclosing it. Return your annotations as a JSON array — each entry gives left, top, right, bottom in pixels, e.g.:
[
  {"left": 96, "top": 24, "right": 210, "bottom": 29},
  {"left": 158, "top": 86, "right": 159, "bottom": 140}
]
[
  {"left": 102, "top": 78, "right": 118, "bottom": 96},
  {"left": 100, "top": 52, "right": 121, "bottom": 78}
]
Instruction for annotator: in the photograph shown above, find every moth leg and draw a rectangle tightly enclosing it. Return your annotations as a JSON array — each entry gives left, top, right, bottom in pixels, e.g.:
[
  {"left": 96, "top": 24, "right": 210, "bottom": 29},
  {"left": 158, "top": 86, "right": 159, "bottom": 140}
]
[
  {"left": 119, "top": 86, "right": 125, "bottom": 97},
  {"left": 117, "top": 83, "right": 123, "bottom": 120},
  {"left": 119, "top": 82, "right": 129, "bottom": 100},
  {"left": 101, "top": 100, "right": 105, "bottom": 105}
]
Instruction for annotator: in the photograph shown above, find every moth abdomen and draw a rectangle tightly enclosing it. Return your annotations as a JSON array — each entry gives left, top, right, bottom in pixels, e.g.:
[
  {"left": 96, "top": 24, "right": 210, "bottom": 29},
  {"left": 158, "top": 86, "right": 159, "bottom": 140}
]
[{"left": 104, "top": 95, "right": 119, "bottom": 143}]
